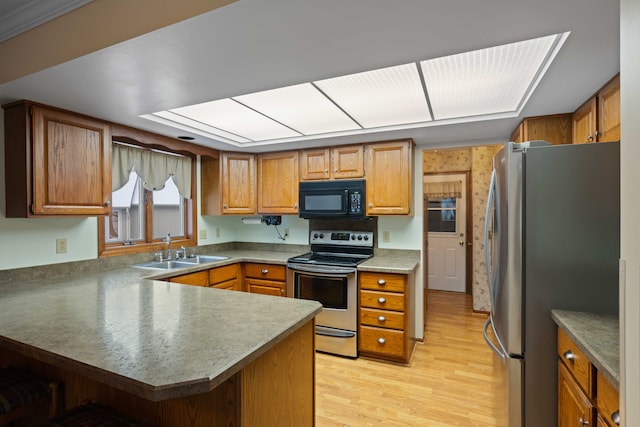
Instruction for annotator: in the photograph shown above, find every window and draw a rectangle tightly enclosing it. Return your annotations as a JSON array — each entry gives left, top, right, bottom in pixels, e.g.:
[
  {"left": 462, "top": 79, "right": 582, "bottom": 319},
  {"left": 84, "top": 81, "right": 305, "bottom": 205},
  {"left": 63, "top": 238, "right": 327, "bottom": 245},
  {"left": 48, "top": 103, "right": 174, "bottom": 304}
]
[
  {"left": 99, "top": 143, "right": 196, "bottom": 257},
  {"left": 427, "top": 197, "right": 457, "bottom": 233}
]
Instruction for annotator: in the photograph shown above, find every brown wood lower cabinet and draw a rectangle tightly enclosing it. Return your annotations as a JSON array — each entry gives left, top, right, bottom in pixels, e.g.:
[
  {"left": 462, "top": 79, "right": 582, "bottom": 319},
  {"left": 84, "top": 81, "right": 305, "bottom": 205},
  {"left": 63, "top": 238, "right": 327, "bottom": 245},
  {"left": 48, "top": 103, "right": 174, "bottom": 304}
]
[
  {"left": 209, "top": 264, "right": 241, "bottom": 291},
  {"left": 244, "top": 263, "right": 287, "bottom": 297},
  {"left": 168, "top": 270, "right": 209, "bottom": 287},
  {"left": 557, "top": 327, "right": 620, "bottom": 427},
  {"left": 358, "top": 271, "right": 414, "bottom": 363}
]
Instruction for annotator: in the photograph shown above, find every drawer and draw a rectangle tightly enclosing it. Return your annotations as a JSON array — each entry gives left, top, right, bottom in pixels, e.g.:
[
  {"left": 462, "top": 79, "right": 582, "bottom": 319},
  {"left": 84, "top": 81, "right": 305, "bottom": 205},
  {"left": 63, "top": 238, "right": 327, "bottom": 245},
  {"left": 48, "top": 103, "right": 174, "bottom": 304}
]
[
  {"left": 359, "top": 272, "right": 406, "bottom": 293},
  {"left": 597, "top": 371, "right": 620, "bottom": 427},
  {"left": 209, "top": 264, "right": 240, "bottom": 285},
  {"left": 360, "top": 307, "right": 405, "bottom": 330},
  {"left": 244, "top": 263, "right": 286, "bottom": 281},
  {"left": 360, "top": 290, "right": 405, "bottom": 311},
  {"left": 557, "top": 328, "right": 594, "bottom": 397},
  {"left": 360, "top": 326, "right": 406, "bottom": 359}
]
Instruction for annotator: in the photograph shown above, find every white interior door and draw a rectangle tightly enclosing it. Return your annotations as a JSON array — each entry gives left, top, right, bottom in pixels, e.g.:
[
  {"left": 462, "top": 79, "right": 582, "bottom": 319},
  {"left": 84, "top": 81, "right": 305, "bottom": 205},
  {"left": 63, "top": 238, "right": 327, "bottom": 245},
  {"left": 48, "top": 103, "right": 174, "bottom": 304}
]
[{"left": 426, "top": 174, "right": 466, "bottom": 292}]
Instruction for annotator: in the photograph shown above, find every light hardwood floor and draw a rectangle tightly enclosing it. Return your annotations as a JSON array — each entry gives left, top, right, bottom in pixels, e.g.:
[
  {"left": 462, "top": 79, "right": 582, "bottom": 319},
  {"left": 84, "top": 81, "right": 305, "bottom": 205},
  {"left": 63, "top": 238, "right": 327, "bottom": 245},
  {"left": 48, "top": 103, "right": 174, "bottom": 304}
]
[{"left": 316, "top": 290, "right": 501, "bottom": 426}]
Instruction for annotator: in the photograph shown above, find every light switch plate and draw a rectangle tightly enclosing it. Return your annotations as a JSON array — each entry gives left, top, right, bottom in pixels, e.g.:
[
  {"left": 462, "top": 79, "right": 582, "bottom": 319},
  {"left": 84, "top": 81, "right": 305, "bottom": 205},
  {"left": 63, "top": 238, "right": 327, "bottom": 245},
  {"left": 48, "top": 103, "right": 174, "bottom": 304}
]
[
  {"left": 199, "top": 229, "right": 207, "bottom": 239},
  {"left": 382, "top": 231, "right": 390, "bottom": 242}
]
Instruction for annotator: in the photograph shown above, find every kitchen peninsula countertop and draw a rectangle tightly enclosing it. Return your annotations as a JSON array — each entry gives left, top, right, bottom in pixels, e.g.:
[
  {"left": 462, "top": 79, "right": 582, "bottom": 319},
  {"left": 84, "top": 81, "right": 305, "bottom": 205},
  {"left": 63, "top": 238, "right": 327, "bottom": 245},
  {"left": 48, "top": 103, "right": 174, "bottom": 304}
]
[
  {"left": 551, "top": 309, "right": 619, "bottom": 390},
  {"left": 0, "top": 265, "right": 321, "bottom": 401}
]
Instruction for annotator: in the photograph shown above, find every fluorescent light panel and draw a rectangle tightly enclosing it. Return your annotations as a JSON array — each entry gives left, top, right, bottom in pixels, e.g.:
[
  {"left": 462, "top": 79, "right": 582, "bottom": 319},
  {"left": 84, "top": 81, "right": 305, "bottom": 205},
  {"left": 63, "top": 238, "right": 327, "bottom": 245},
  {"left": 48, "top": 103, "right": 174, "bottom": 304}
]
[
  {"left": 314, "top": 63, "right": 432, "bottom": 128},
  {"left": 422, "top": 34, "right": 560, "bottom": 120},
  {"left": 143, "top": 33, "right": 567, "bottom": 145},
  {"left": 234, "top": 83, "right": 360, "bottom": 135},
  {"left": 170, "top": 98, "right": 301, "bottom": 141}
]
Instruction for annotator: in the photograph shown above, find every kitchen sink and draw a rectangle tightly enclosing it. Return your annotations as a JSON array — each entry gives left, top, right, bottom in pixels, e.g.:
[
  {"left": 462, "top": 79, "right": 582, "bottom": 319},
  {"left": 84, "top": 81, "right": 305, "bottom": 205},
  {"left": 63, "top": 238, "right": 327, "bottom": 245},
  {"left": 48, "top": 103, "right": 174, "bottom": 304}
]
[
  {"left": 180, "top": 255, "right": 229, "bottom": 264},
  {"left": 132, "top": 255, "right": 228, "bottom": 270},
  {"left": 132, "top": 260, "right": 198, "bottom": 270}
]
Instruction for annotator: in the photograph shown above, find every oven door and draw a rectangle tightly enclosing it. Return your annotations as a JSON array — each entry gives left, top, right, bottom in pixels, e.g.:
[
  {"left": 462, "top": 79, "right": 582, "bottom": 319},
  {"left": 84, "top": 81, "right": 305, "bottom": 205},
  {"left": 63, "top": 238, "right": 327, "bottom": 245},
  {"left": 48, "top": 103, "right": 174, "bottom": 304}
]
[{"left": 286, "top": 264, "right": 357, "bottom": 331}]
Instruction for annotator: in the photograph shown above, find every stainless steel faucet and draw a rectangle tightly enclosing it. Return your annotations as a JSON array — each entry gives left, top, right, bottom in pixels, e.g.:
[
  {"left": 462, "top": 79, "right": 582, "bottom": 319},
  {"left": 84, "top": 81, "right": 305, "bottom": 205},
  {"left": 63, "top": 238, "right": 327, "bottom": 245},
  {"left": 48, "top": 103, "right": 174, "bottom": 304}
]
[{"left": 166, "top": 232, "right": 172, "bottom": 260}]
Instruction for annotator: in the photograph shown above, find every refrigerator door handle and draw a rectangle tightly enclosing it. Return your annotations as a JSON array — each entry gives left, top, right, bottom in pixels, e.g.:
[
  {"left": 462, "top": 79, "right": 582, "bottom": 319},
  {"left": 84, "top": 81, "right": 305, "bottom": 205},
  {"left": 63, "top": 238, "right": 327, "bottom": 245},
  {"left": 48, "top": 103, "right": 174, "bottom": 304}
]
[
  {"left": 483, "top": 316, "right": 508, "bottom": 360},
  {"left": 484, "top": 168, "right": 499, "bottom": 309}
]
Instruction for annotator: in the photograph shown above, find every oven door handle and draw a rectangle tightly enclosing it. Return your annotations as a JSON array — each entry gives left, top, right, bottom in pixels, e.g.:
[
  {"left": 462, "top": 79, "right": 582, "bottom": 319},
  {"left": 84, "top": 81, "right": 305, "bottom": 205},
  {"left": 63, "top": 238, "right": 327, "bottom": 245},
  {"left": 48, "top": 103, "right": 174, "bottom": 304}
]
[
  {"left": 316, "top": 326, "right": 356, "bottom": 338},
  {"left": 287, "top": 264, "right": 357, "bottom": 275}
]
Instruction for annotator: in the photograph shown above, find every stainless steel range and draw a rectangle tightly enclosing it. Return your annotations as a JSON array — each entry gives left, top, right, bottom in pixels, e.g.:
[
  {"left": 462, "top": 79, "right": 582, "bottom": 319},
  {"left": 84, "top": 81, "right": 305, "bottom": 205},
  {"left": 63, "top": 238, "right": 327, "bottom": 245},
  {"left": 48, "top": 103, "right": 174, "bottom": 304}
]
[{"left": 287, "top": 230, "right": 373, "bottom": 357}]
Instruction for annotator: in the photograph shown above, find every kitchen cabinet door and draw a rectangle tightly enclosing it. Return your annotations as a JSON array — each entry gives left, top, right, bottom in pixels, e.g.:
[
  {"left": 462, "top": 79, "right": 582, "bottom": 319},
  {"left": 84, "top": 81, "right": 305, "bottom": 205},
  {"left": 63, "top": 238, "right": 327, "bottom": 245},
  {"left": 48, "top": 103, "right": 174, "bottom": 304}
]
[
  {"left": 299, "top": 148, "right": 331, "bottom": 180},
  {"left": 209, "top": 263, "right": 242, "bottom": 291},
  {"left": 558, "top": 361, "right": 595, "bottom": 427},
  {"left": 257, "top": 151, "right": 299, "bottom": 214},
  {"left": 201, "top": 152, "right": 256, "bottom": 215},
  {"left": 512, "top": 114, "right": 572, "bottom": 145},
  {"left": 573, "top": 97, "right": 597, "bottom": 144},
  {"left": 365, "top": 140, "right": 413, "bottom": 215},
  {"left": 4, "top": 101, "right": 111, "bottom": 217},
  {"left": 169, "top": 270, "right": 209, "bottom": 287},
  {"left": 332, "top": 144, "right": 364, "bottom": 179},
  {"left": 597, "top": 74, "right": 620, "bottom": 143}
]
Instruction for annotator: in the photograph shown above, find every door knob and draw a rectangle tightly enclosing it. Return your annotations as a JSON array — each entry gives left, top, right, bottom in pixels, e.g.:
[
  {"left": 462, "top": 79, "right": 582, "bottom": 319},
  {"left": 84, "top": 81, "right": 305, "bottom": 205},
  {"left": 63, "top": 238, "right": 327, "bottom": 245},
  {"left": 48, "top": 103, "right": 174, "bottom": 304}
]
[{"left": 459, "top": 241, "right": 464, "bottom": 246}]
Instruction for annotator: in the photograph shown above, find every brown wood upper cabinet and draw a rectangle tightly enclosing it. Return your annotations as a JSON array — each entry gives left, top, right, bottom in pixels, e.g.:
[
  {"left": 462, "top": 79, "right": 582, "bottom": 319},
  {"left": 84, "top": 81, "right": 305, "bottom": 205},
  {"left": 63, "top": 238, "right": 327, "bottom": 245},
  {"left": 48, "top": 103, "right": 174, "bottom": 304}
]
[
  {"left": 257, "top": 151, "right": 299, "bottom": 214},
  {"left": 201, "top": 152, "right": 256, "bottom": 215},
  {"left": 3, "top": 101, "right": 111, "bottom": 217},
  {"left": 299, "top": 144, "right": 364, "bottom": 181},
  {"left": 573, "top": 74, "right": 620, "bottom": 144},
  {"left": 365, "top": 140, "right": 413, "bottom": 215},
  {"left": 510, "top": 114, "right": 572, "bottom": 145}
]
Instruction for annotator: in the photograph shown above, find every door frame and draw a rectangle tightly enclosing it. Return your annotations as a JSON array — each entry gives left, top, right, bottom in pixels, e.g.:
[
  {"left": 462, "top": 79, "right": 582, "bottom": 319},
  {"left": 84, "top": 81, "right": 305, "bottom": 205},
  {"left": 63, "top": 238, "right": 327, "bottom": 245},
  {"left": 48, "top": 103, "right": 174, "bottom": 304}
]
[{"left": 423, "top": 170, "right": 473, "bottom": 295}]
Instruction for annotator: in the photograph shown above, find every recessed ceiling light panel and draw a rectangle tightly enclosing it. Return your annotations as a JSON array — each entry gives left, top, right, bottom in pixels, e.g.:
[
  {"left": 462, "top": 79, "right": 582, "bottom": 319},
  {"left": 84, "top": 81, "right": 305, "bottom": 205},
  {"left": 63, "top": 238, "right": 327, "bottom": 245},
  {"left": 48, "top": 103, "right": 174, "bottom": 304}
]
[
  {"left": 314, "top": 63, "right": 432, "bottom": 128},
  {"left": 234, "top": 83, "right": 360, "bottom": 135},
  {"left": 150, "top": 110, "right": 252, "bottom": 143},
  {"left": 422, "top": 34, "right": 561, "bottom": 120},
  {"left": 170, "top": 99, "right": 301, "bottom": 142}
]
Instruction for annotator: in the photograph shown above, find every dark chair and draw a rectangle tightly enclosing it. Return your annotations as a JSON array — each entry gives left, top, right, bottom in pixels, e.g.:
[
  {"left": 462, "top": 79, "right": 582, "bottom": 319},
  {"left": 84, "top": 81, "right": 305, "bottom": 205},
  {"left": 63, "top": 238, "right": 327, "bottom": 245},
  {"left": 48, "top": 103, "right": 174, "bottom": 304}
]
[
  {"left": 39, "top": 402, "right": 151, "bottom": 427},
  {"left": 0, "top": 366, "right": 58, "bottom": 426}
]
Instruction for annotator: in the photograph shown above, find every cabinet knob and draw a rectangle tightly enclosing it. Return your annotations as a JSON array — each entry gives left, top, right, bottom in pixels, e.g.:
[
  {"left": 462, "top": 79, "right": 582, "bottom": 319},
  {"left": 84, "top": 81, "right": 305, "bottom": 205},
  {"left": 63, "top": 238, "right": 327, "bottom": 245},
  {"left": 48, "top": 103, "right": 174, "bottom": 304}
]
[
  {"left": 377, "top": 337, "right": 386, "bottom": 345},
  {"left": 587, "top": 135, "right": 594, "bottom": 142},
  {"left": 579, "top": 416, "right": 589, "bottom": 426},
  {"left": 368, "top": 203, "right": 373, "bottom": 208},
  {"left": 324, "top": 169, "right": 329, "bottom": 173},
  {"left": 280, "top": 289, "right": 285, "bottom": 295},
  {"left": 223, "top": 204, "right": 228, "bottom": 209},
  {"left": 103, "top": 201, "right": 111, "bottom": 207},
  {"left": 334, "top": 169, "right": 338, "bottom": 173},
  {"left": 261, "top": 269, "right": 268, "bottom": 274},
  {"left": 377, "top": 279, "right": 386, "bottom": 286},
  {"left": 611, "top": 411, "right": 620, "bottom": 425},
  {"left": 563, "top": 350, "right": 575, "bottom": 362},
  {"left": 294, "top": 203, "right": 298, "bottom": 209},
  {"left": 377, "top": 297, "right": 386, "bottom": 304},
  {"left": 377, "top": 315, "right": 386, "bottom": 322}
]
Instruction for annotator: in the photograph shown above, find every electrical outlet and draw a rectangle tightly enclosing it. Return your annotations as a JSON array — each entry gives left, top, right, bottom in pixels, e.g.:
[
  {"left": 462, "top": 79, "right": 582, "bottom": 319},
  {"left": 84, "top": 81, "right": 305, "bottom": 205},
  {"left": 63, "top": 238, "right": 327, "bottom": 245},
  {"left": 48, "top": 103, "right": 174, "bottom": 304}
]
[
  {"left": 284, "top": 228, "right": 290, "bottom": 238},
  {"left": 215, "top": 227, "right": 220, "bottom": 238},
  {"left": 199, "top": 229, "right": 207, "bottom": 239},
  {"left": 56, "top": 238, "right": 68, "bottom": 254},
  {"left": 382, "top": 231, "right": 390, "bottom": 242}
]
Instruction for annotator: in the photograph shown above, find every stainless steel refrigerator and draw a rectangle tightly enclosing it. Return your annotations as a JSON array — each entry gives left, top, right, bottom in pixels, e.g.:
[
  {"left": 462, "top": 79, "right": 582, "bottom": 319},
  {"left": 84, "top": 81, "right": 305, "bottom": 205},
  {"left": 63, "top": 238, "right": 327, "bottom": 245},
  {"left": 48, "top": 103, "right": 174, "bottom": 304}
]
[{"left": 483, "top": 141, "right": 620, "bottom": 427}]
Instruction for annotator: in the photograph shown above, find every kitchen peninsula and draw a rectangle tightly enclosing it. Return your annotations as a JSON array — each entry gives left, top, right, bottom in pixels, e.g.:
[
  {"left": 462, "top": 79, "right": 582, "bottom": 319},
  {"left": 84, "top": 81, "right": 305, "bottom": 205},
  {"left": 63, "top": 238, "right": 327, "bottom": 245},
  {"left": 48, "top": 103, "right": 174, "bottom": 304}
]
[{"left": 0, "top": 265, "right": 322, "bottom": 426}]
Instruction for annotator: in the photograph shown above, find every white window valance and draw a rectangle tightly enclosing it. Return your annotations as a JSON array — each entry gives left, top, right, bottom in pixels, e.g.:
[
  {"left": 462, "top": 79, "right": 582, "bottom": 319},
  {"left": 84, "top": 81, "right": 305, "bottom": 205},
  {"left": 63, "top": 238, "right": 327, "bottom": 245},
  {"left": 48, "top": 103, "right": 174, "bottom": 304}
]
[
  {"left": 424, "top": 180, "right": 462, "bottom": 199},
  {"left": 112, "top": 143, "right": 192, "bottom": 198}
]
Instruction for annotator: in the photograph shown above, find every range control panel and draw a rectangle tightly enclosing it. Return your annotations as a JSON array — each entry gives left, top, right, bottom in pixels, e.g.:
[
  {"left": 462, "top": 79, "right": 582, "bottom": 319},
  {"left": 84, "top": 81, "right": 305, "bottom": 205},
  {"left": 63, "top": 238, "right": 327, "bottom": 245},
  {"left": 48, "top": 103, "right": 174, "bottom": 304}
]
[{"left": 309, "top": 230, "right": 374, "bottom": 247}]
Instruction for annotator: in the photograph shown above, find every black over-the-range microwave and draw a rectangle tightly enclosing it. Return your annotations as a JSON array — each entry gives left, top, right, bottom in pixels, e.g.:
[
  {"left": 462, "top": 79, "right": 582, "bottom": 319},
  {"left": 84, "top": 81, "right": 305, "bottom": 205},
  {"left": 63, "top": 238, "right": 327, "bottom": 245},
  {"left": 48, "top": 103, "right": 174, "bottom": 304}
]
[{"left": 298, "top": 179, "right": 366, "bottom": 219}]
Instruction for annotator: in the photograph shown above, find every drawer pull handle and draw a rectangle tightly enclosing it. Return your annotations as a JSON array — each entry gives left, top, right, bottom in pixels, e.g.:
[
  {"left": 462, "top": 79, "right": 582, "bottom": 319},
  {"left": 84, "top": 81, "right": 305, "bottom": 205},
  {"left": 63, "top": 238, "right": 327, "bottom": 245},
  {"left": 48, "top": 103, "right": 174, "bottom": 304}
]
[
  {"left": 377, "top": 316, "right": 386, "bottom": 322},
  {"left": 563, "top": 350, "right": 575, "bottom": 362},
  {"left": 579, "top": 416, "right": 589, "bottom": 426},
  {"left": 611, "top": 411, "right": 620, "bottom": 425},
  {"left": 261, "top": 269, "right": 268, "bottom": 274},
  {"left": 377, "top": 279, "right": 386, "bottom": 286},
  {"left": 377, "top": 338, "right": 386, "bottom": 345},
  {"left": 377, "top": 297, "right": 386, "bottom": 304}
]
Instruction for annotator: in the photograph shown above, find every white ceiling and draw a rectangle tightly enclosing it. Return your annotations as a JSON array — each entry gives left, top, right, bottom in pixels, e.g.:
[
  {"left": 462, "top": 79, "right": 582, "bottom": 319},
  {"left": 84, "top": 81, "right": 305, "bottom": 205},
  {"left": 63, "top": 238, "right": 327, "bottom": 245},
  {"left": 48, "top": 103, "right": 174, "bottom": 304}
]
[{"left": 0, "top": 0, "right": 620, "bottom": 152}]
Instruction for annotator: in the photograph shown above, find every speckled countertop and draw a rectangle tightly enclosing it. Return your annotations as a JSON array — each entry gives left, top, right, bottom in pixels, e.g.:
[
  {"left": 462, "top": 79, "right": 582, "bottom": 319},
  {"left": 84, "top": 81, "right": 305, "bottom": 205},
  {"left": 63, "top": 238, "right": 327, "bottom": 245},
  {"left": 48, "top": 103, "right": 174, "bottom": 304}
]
[
  {"left": 0, "top": 249, "right": 417, "bottom": 402},
  {"left": 0, "top": 258, "right": 321, "bottom": 402},
  {"left": 551, "top": 309, "right": 619, "bottom": 390}
]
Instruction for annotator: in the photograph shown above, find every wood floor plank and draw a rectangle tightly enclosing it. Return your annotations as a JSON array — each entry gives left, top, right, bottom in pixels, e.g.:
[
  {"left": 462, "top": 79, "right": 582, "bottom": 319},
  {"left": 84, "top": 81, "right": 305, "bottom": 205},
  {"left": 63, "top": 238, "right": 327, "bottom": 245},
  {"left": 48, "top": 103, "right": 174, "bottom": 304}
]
[{"left": 316, "top": 290, "right": 500, "bottom": 426}]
